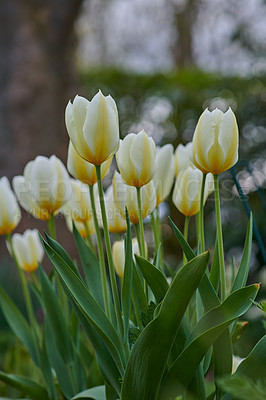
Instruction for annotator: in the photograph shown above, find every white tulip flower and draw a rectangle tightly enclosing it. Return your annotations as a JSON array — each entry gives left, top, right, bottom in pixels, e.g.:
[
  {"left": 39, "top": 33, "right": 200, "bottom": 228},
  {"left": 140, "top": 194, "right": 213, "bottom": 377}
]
[{"left": 0, "top": 177, "right": 21, "bottom": 235}]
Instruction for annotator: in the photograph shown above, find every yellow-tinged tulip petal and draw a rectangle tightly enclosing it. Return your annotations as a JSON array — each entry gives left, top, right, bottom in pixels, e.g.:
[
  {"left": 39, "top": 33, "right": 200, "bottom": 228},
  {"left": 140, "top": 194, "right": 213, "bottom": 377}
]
[
  {"left": 153, "top": 144, "right": 175, "bottom": 206},
  {"left": 174, "top": 142, "right": 194, "bottom": 176},
  {"left": 66, "top": 91, "right": 120, "bottom": 166},
  {"left": 7, "top": 229, "right": 44, "bottom": 272},
  {"left": 13, "top": 176, "right": 50, "bottom": 220},
  {"left": 0, "top": 177, "right": 21, "bottom": 235},
  {"left": 13, "top": 155, "right": 71, "bottom": 218},
  {"left": 172, "top": 167, "right": 213, "bottom": 217},
  {"left": 112, "top": 171, "right": 156, "bottom": 224},
  {"left": 60, "top": 179, "right": 93, "bottom": 223},
  {"left": 105, "top": 186, "right": 127, "bottom": 233},
  {"left": 116, "top": 130, "right": 156, "bottom": 187},
  {"left": 192, "top": 108, "right": 239, "bottom": 174},
  {"left": 67, "top": 142, "right": 112, "bottom": 186},
  {"left": 112, "top": 238, "right": 146, "bottom": 278}
]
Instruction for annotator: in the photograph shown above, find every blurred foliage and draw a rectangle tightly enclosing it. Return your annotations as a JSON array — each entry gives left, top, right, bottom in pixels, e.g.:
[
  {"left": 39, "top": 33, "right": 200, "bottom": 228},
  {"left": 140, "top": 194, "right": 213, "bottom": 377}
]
[
  {"left": 81, "top": 68, "right": 266, "bottom": 272},
  {"left": 218, "top": 374, "right": 266, "bottom": 400}
]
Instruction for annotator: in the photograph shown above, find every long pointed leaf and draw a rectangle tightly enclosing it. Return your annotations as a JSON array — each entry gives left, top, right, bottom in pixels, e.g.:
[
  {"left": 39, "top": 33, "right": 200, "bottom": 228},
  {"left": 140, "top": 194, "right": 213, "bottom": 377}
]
[
  {"left": 170, "top": 217, "right": 233, "bottom": 386},
  {"left": 121, "top": 209, "right": 133, "bottom": 343},
  {"left": 231, "top": 214, "right": 253, "bottom": 292},
  {"left": 0, "top": 287, "right": 38, "bottom": 366},
  {"left": 235, "top": 333, "right": 266, "bottom": 380},
  {"left": 158, "top": 284, "right": 259, "bottom": 399},
  {"left": 72, "top": 386, "right": 106, "bottom": 400},
  {"left": 44, "top": 320, "right": 76, "bottom": 399},
  {"left": 39, "top": 266, "right": 74, "bottom": 364},
  {"left": 72, "top": 224, "right": 104, "bottom": 308},
  {"left": 135, "top": 255, "right": 169, "bottom": 303},
  {"left": 121, "top": 251, "right": 210, "bottom": 400},
  {"left": 169, "top": 217, "right": 195, "bottom": 260},
  {"left": 0, "top": 372, "right": 48, "bottom": 400},
  {"left": 41, "top": 237, "right": 126, "bottom": 375}
]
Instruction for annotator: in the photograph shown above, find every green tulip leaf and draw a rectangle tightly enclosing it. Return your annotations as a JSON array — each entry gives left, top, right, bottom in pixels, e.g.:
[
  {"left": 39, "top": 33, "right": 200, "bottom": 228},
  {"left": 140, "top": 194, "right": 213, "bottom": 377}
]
[
  {"left": 121, "top": 209, "right": 133, "bottom": 343},
  {"left": 170, "top": 216, "right": 233, "bottom": 388},
  {"left": 235, "top": 333, "right": 266, "bottom": 380},
  {"left": 39, "top": 265, "right": 74, "bottom": 364},
  {"left": 169, "top": 217, "right": 195, "bottom": 261},
  {"left": 72, "top": 386, "right": 106, "bottom": 400},
  {"left": 0, "top": 287, "right": 39, "bottom": 366},
  {"left": 41, "top": 236, "right": 126, "bottom": 376},
  {"left": 121, "top": 251, "right": 210, "bottom": 400},
  {"left": 44, "top": 232, "right": 81, "bottom": 278},
  {"left": 72, "top": 223, "right": 104, "bottom": 308},
  {"left": 135, "top": 254, "right": 169, "bottom": 303},
  {"left": 44, "top": 320, "right": 76, "bottom": 398},
  {"left": 158, "top": 284, "right": 259, "bottom": 400},
  {"left": 0, "top": 371, "right": 48, "bottom": 400},
  {"left": 231, "top": 214, "right": 253, "bottom": 292}
]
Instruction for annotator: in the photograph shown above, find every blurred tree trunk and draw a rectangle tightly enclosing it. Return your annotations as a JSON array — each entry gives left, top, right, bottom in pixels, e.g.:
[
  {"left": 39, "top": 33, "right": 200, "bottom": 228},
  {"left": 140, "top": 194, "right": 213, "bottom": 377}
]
[
  {"left": 0, "top": 0, "right": 83, "bottom": 178},
  {"left": 171, "top": 0, "right": 198, "bottom": 68}
]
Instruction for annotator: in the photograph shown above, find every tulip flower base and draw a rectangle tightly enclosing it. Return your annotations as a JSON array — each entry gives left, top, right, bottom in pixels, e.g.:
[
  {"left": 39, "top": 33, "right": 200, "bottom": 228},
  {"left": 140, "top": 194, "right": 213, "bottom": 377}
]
[{"left": 0, "top": 93, "right": 265, "bottom": 400}]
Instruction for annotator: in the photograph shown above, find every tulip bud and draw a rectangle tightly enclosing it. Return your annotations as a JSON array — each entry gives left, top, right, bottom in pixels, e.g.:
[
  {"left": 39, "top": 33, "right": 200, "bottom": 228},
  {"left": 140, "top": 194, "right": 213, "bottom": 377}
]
[
  {"left": 67, "top": 141, "right": 112, "bottom": 186},
  {"left": 7, "top": 229, "right": 44, "bottom": 272},
  {"left": 112, "top": 171, "right": 156, "bottom": 224},
  {"left": 105, "top": 186, "right": 127, "bottom": 233},
  {"left": 13, "top": 155, "right": 71, "bottom": 219},
  {"left": 172, "top": 167, "right": 213, "bottom": 216},
  {"left": 153, "top": 144, "right": 175, "bottom": 206},
  {"left": 116, "top": 130, "right": 156, "bottom": 187},
  {"left": 65, "top": 92, "right": 120, "bottom": 165},
  {"left": 174, "top": 142, "right": 194, "bottom": 176},
  {"left": 192, "top": 108, "right": 239, "bottom": 174},
  {"left": 0, "top": 177, "right": 21, "bottom": 235},
  {"left": 232, "top": 355, "right": 245, "bottom": 374},
  {"left": 112, "top": 238, "right": 147, "bottom": 278},
  {"left": 61, "top": 179, "right": 93, "bottom": 223}
]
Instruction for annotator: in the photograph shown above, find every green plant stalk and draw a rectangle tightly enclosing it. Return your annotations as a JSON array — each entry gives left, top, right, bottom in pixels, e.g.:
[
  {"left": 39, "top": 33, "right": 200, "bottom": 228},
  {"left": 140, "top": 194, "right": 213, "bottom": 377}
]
[
  {"left": 136, "top": 186, "right": 149, "bottom": 299},
  {"left": 155, "top": 206, "right": 164, "bottom": 270},
  {"left": 6, "top": 234, "right": 39, "bottom": 342},
  {"left": 47, "top": 213, "right": 56, "bottom": 240},
  {"left": 134, "top": 223, "right": 141, "bottom": 251},
  {"left": 136, "top": 187, "right": 146, "bottom": 257},
  {"left": 183, "top": 216, "right": 190, "bottom": 264},
  {"left": 89, "top": 184, "right": 110, "bottom": 318},
  {"left": 199, "top": 173, "right": 207, "bottom": 253},
  {"left": 151, "top": 211, "right": 159, "bottom": 251},
  {"left": 47, "top": 214, "right": 68, "bottom": 320},
  {"left": 214, "top": 174, "right": 226, "bottom": 301},
  {"left": 96, "top": 165, "right": 124, "bottom": 339},
  {"left": 83, "top": 221, "right": 94, "bottom": 252}
]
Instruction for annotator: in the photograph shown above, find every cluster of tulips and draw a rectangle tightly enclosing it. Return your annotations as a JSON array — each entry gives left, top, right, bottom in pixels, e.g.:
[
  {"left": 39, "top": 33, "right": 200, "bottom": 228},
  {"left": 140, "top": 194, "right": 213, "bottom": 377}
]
[
  {"left": 1, "top": 90, "right": 265, "bottom": 400},
  {"left": 1, "top": 92, "right": 237, "bottom": 284}
]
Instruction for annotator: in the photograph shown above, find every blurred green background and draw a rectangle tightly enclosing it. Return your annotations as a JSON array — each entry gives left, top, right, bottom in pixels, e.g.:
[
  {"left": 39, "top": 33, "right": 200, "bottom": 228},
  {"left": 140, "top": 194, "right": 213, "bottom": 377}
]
[{"left": 0, "top": 0, "right": 266, "bottom": 396}]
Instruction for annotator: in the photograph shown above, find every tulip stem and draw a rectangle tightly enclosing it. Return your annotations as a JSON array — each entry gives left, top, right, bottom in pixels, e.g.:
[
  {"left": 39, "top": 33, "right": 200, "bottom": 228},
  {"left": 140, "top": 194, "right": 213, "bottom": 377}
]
[
  {"left": 47, "top": 214, "right": 56, "bottom": 240},
  {"left": 136, "top": 187, "right": 149, "bottom": 299},
  {"left": 89, "top": 184, "right": 110, "bottom": 319},
  {"left": 136, "top": 187, "right": 146, "bottom": 258},
  {"left": 151, "top": 207, "right": 163, "bottom": 270},
  {"left": 151, "top": 210, "right": 160, "bottom": 252},
  {"left": 199, "top": 173, "right": 207, "bottom": 253},
  {"left": 183, "top": 216, "right": 190, "bottom": 264},
  {"left": 83, "top": 221, "right": 94, "bottom": 253},
  {"left": 214, "top": 174, "right": 226, "bottom": 301},
  {"left": 96, "top": 165, "right": 124, "bottom": 341},
  {"left": 6, "top": 234, "right": 39, "bottom": 336}
]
